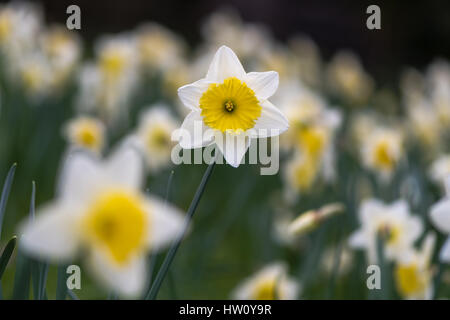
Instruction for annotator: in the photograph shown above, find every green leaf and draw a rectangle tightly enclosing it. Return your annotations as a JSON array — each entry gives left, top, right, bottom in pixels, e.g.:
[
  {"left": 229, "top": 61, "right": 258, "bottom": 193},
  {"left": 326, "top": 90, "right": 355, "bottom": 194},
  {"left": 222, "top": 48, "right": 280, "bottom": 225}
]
[
  {"left": 12, "top": 182, "right": 35, "bottom": 300},
  {"left": 12, "top": 249, "right": 31, "bottom": 299},
  {"left": 146, "top": 161, "right": 215, "bottom": 300},
  {"left": 56, "top": 265, "right": 68, "bottom": 300},
  {"left": 0, "top": 236, "right": 16, "bottom": 280},
  {"left": 0, "top": 163, "right": 17, "bottom": 239}
]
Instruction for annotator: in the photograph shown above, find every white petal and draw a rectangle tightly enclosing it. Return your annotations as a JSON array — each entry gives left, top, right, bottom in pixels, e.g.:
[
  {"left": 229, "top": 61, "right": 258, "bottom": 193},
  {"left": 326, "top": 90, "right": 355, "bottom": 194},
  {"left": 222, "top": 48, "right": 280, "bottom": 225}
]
[
  {"left": 245, "top": 71, "right": 279, "bottom": 100},
  {"left": 430, "top": 199, "right": 450, "bottom": 233},
  {"left": 58, "top": 151, "right": 101, "bottom": 203},
  {"left": 177, "top": 78, "right": 211, "bottom": 111},
  {"left": 20, "top": 203, "right": 80, "bottom": 262},
  {"left": 251, "top": 100, "right": 289, "bottom": 138},
  {"left": 206, "top": 46, "right": 246, "bottom": 82},
  {"left": 406, "top": 216, "right": 424, "bottom": 243},
  {"left": 281, "top": 277, "right": 300, "bottom": 300},
  {"left": 87, "top": 250, "right": 147, "bottom": 297},
  {"left": 215, "top": 131, "right": 250, "bottom": 168},
  {"left": 348, "top": 229, "right": 366, "bottom": 248},
  {"left": 105, "top": 145, "right": 144, "bottom": 189},
  {"left": 176, "top": 111, "right": 215, "bottom": 149},
  {"left": 145, "top": 196, "right": 185, "bottom": 250},
  {"left": 390, "top": 199, "right": 410, "bottom": 218},
  {"left": 439, "top": 237, "right": 450, "bottom": 263},
  {"left": 359, "top": 199, "right": 384, "bottom": 223}
]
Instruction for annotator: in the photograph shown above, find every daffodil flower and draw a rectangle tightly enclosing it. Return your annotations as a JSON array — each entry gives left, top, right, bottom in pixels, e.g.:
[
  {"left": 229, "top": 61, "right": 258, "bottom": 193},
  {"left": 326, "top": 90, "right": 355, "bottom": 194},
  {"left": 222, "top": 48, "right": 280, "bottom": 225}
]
[
  {"left": 176, "top": 45, "right": 288, "bottom": 167},
  {"left": 127, "top": 105, "right": 179, "bottom": 173},
  {"left": 394, "top": 233, "right": 436, "bottom": 299},
  {"left": 429, "top": 178, "right": 450, "bottom": 262},
  {"left": 64, "top": 116, "right": 105, "bottom": 154},
  {"left": 232, "top": 262, "right": 300, "bottom": 300},
  {"left": 349, "top": 199, "right": 423, "bottom": 263},
  {"left": 19, "top": 146, "right": 184, "bottom": 296}
]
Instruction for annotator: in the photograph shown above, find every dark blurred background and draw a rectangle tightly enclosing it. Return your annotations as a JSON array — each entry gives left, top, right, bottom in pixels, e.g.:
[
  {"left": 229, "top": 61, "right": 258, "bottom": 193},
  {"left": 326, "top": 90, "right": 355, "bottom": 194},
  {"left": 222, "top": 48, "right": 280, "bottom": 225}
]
[
  {"left": 5, "top": 0, "right": 450, "bottom": 85},
  {"left": 27, "top": 0, "right": 450, "bottom": 81}
]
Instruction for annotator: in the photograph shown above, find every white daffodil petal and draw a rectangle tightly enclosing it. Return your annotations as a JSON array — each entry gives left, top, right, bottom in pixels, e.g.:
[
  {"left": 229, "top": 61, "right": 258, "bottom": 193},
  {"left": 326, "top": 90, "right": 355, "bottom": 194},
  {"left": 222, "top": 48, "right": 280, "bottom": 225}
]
[
  {"left": 87, "top": 250, "right": 147, "bottom": 297},
  {"left": 251, "top": 100, "right": 289, "bottom": 138},
  {"left": 206, "top": 45, "right": 246, "bottom": 82},
  {"left": 430, "top": 199, "right": 450, "bottom": 233},
  {"left": 348, "top": 229, "right": 366, "bottom": 248},
  {"left": 439, "top": 237, "right": 450, "bottom": 262},
  {"left": 58, "top": 151, "right": 101, "bottom": 203},
  {"left": 177, "top": 78, "right": 211, "bottom": 111},
  {"left": 391, "top": 199, "right": 410, "bottom": 219},
  {"left": 146, "top": 196, "right": 185, "bottom": 250},
  {"left": 20, "top": 203, "right": 80, "bottom": 262},
  {"left": 359, "top": 199, "right": 383, "bottom": 223},
  {"left": 282, "top": 277, "right": 301, "bottom": 300},
  {"left": 245, "top": 71, "right": 279, "bottom": 100},
  {"left": 215, "top": 132, "right": 250, "bottom": 168},
  {"left": 105, "top": 145, "right": 143, "bottom": 190},
  {"left": 406, "top": 216, "right": 424, "bottom": 242},
  {"left": 177, "top": 111, "right": 214, "bottom": 149}
]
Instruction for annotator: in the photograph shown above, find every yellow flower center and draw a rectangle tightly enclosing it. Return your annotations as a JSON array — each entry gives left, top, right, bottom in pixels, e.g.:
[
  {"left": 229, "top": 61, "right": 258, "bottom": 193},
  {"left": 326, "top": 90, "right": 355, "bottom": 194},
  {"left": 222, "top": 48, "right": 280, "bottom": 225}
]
[
  {"left": 395, "top": 263, "right": 428, "bottom": 297},
  {"left": 253, "top": 278, "right": 278, "bottom": 300},
  {"left": 373, "top": 141, "right": 394, "bottom": 170},
  {"left": 297, "top": 126, "right": 327, "bottom": 158},
  {"left": 72, "top": 121, "right": 102, "bottom": 151},
  {"left": 83, "top": 190, "right": 148, "bottom": 265},
  {"left": 378, "top": 223, "right": 401, "bottom": 245},
  {"left": 292, "top": 156, "right": 318, "bottom": 191},
  {"left": 199, "top": 77, "right": 261, "bottom": 132},
  {"left": 21, "top": 66, "right": 43, "bottom": 92},
  {"left": 0, "top": 12, "right": 12, "bottom": 42},
  {"left": 147, "top": 127, "right": 171, "bottom": 151},
  {"left": 100, "top": 52, "right": 126, "bottom": 82}
]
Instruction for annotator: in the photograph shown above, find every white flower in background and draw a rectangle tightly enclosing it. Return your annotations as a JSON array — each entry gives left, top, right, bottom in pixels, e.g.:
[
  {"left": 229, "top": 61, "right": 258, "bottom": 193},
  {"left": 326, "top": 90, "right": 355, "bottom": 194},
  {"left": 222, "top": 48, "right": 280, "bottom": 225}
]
[
  {"left": 361, "top": 127, "right": 404, "bottom": 181},
  {"left": 0, "top": 2, "right": 41, "bottom": 57},
  {"left": 19, "top": 147, "right": 184, "bottom": 296},
  {"left": 201, "top": 9, "right": 270, "bottom": 62},
  {"left": 232, "top": 262, "right": 300, "bottom": 300},
  {"left": 64, "top": 116, "right": 106, "bottom": 154},
  {"left": 17, "top": 52, "right": 52, "bottom": 98},
  {"left": 128, "top": 105, "right": 179, "bottom": 172},
  {"left": 96, "top": 35, "right": 137, "bottom": 86},
  {"left": 135, "top": 23, "right": 185, "bottom": 71},
  {"left": 321, "top": 245, "right": 354, "bottom": 276},
  {"left": 406, "top": 99, "right": 443, "bottom": 153},
  {"left": 40, "top": 25, "right": 81, "bottom": 88},
  {"left": 394, "top": 233, "right": 436, "bottom": 300},
  {"left": 276, "top": 81, "right": 340, "bottom": 152},
  {"left": 429, "top": 178, "right": 450, "bottom": 263},
  {"left": 427, "top": 60, "right": 450, "bottom": 126},
  {"left": 283, "top": 152, "right": 319, "bottom": 200},
  {"left": 176, "top": 45, "right": 288, "bottom": 167},
  {"left": 288, "top": 36, "right": 322, "bottom": 88},
  {"left": 349, "top": 199, "right": 423, "bottom": 263},
  {"left": 429, "top": 154, "right": 450, "bottom": 190},
  {"left": 326, "top": 51, "right": 374, "bottom": 105},
  {"left": 76, "top": 35, "right": 138, "bottom": 124}
]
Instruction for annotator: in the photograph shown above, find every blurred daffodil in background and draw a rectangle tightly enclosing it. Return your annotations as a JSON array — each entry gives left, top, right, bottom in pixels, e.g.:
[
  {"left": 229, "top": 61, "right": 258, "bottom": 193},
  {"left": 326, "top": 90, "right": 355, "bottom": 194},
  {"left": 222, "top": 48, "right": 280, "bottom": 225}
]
[
  {"left": 0, "top": 1, "right": 449, "bottom": 301},
  {"left": 19, "top": 147, "right": 184, "bottom": 296}
]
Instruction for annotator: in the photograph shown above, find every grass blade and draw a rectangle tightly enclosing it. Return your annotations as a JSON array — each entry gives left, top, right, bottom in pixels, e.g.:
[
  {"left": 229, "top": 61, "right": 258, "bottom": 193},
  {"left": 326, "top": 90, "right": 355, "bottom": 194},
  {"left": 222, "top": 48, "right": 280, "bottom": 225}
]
[
  {"left": 56, "top": 265, "right": 68, "bottom": 300},
  {"left": 146, "top": 161, "right": 215, "bottom": 300},
  {"left": 68, "top": 289, "right": 79, "bottom": 300},
  {"left": 0, "top": 236, "right": 16, "bottom": 279},
  {"left": 0, "top": 163, "right": 17, "bottom": 239},
  {"left": 12, "top": 250, "right": 31, "bottom": 299}
]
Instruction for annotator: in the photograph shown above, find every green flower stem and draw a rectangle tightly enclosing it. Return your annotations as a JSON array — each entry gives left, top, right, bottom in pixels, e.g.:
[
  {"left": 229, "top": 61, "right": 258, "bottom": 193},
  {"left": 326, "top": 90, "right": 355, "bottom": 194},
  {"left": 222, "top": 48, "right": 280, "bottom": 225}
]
[{"left": 146, "top": 161, "right": 216, "bottom": 300}]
